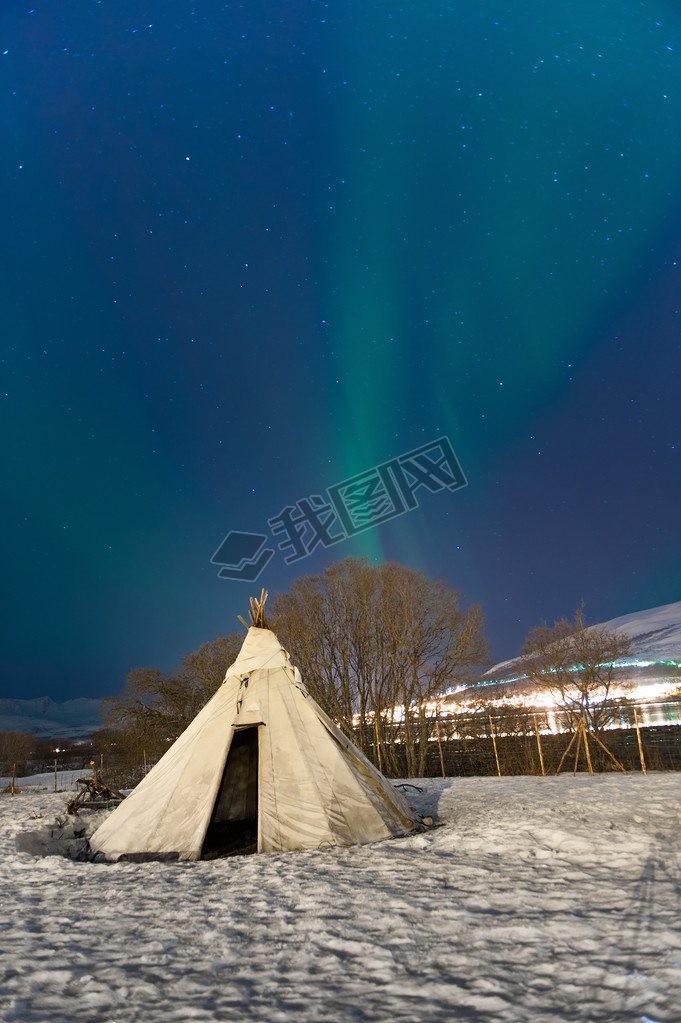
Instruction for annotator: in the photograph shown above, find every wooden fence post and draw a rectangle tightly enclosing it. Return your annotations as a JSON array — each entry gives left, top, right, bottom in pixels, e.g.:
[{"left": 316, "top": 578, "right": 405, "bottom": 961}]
[
  {"left": 555, "top": 727, "right": 580, "bottom": 775},
  {"left": 533, "top": 714, "right": 546, "bottom": 776},
  {"left": 489, "top": 715, "right": 502, "bottom": 777},
  {"left": 435, "top": 710, "right": 446, "bottom": 779},
  {"left": 634, "top": 707, "right": 647, "bottom": 775},
  {"left": 54, "top": 758, "right": 58, "bottom": 792}
]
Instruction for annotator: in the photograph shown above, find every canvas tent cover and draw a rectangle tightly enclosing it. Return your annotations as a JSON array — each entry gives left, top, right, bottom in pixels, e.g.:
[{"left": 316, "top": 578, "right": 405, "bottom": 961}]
[{"left": 89, "top": 628, "right": 418, "bottom": 860}]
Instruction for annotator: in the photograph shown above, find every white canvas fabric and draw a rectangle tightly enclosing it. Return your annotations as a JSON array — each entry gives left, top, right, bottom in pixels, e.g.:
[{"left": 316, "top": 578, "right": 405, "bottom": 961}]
[{"left": 89, "top": 628, "right": 417, "bottom": 860}]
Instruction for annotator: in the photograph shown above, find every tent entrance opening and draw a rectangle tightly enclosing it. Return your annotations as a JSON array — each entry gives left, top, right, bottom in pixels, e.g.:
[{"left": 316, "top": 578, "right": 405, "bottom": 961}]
[{"left": 201, "top": 726, "right": 259, "bottom": 858}]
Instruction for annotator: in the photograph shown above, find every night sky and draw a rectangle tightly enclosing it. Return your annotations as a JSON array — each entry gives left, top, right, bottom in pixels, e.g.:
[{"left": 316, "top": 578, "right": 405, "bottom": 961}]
[{"left": 2, "top": 1, "right": 679, "bottom": 702}]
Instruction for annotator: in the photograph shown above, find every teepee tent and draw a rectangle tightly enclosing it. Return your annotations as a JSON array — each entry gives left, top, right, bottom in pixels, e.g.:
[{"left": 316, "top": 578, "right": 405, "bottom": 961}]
[{"left": 89, "top": 594, "right": 418, "bottom": 861}]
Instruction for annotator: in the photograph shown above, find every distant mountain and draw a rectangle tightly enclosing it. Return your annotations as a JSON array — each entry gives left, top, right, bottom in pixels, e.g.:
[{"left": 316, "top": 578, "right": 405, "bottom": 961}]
[
  {"left": 486, "top": 600, "right": 681, "bottom": 681},
  {"left": 0, "top": 696, "right": 103, "bottom": 740}
]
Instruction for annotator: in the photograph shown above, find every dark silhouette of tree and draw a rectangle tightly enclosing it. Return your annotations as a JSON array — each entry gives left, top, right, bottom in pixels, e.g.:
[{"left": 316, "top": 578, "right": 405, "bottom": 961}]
[
  {"left": 0, "top": 731, "right": 34, "bottom": 777},
  {"left": 100, "top": 633, "right": 243, "bottom": 786}
]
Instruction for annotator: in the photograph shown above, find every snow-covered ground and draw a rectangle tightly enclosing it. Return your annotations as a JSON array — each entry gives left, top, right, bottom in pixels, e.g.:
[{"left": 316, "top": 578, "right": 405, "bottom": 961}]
[
  {"left": 1, "top": 773, "right": 680, "bottom": 1022},
  {"left": 0, "top": 769, "right": 87, "bottom": 793}
]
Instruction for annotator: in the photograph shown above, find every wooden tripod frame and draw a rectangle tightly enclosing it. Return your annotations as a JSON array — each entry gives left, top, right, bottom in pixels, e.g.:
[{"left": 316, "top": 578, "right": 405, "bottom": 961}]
[{"left": 555, "top": 717, "right": 628, "bottom": 776}]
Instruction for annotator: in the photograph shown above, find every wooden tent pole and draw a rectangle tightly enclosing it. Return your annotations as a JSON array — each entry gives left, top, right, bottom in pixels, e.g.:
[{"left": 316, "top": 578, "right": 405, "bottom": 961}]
[
  {"left": 572, "top": 723, "right": 583, "bottom": 775},
  {"left": 555, "top": 726, "right": 580, "bottom": 775},
  {"left": 582, "top": 721, "right": 594, "bottom": 776},
  {"left": 588, "top": 728, "right": 628, "bottom": 774}
]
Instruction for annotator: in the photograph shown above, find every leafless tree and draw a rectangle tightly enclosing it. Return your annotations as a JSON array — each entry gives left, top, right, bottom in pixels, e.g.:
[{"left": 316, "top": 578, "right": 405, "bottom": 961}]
[
  {"left": 521, "top": 605, "right": 633, "bottom": 733},
  {"left": 99, "top": 632, "right": 243, "bottom": 786},
  {"left": 0, "top": 731, "right": 34, "bottom": 777},
  {"left": 272, "top": 557, "right": 488, "bottom": 775},
  {"left": 176, "top": 633, "right": 244, "bottom": 705}
]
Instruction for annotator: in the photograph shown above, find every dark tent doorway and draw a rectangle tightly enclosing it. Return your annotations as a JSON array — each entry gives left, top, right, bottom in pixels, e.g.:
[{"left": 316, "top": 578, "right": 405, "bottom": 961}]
[{"left": 201, "top": 726, "right": 259, "bottom": 858}]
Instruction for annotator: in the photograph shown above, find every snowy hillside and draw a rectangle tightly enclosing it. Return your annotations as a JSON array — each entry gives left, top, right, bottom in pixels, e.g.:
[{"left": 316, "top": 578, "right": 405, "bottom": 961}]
[
  {"left": 0, "top": 696, "right": 103, "bottom": 739},
  {"left": 2, "top": 773, "right": 680, "bottom": 1021},
  {"left": 600, "top": 599, "right": 681, "bottom": 661},
  {"left": 486, "top": 599, "right": 681, "bottom": 680}
]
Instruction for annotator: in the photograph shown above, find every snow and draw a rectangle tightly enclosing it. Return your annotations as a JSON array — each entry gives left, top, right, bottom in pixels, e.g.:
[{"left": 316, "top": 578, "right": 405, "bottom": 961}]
[
  {"left": 603, "top": 600, "right": 681, "bottom": 662},
  {"left": 2, "top": 772, "right": 681, "bottom": 1022},
  {"left": 0, "top": 769, "right": 88, "bottom": 792}
]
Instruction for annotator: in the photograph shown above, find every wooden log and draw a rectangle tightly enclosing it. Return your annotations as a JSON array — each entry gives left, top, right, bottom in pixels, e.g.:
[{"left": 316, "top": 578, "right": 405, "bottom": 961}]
[{"left": 76, "top": 800, "right": 123, "bottom": 810}]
